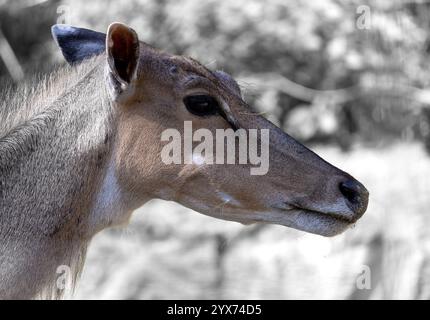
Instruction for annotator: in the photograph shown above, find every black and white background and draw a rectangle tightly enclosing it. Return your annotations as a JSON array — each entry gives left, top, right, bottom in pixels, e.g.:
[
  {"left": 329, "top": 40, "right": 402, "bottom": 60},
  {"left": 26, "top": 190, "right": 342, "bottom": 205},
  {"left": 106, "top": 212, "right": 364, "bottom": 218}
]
[{"left": 1, "top": 0, "right": 429, "bottom": 300}]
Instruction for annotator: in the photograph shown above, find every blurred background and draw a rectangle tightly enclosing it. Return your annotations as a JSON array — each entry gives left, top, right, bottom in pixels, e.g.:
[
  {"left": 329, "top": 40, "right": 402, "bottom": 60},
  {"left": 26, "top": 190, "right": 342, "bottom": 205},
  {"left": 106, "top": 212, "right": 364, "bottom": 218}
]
[{"left": 1, "top": 0, "right": 430, "bottom": 299}]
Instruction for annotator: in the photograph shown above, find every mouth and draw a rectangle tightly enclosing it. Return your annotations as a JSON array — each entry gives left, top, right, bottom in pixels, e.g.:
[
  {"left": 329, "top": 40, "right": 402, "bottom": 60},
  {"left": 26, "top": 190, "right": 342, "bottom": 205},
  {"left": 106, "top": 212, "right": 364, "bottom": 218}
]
[
  {"left": 281, "top": 203, "right": 356, "bottom": 224},
  {"left": 213, "top": 200, "right": 357, "bottom": 237},
  {"left": 212, "top": 204, "right": 357, "bottom": 237},
  {"left": 180, "top": 194, "right": 360, "bottom": 237},
  {"left": 268, "top": 207, "right": 357, "bottom": 237},
  {"left": 265, "top": 203, "right": 358, "bottom": 237}
]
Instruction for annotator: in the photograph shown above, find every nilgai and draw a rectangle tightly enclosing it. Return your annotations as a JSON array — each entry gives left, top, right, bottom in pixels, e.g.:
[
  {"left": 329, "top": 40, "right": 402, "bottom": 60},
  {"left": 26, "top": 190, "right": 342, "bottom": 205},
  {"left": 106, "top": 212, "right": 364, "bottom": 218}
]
[{"left": 0, "top": 23, "right": 369, "bottom": 299}]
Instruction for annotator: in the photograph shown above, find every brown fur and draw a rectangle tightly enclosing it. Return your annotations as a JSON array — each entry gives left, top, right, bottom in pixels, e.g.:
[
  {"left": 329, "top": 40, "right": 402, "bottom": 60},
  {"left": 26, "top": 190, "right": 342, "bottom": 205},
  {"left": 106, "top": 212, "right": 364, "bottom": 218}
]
[{"left": 0, "top": 23, "right": 368, "bottom": 299}]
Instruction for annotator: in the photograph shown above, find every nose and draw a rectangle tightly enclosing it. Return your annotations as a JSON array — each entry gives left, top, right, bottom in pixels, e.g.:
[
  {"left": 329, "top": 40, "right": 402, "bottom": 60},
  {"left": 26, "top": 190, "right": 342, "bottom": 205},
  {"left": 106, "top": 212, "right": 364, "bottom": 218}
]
[{"left": 339, "top": 179, "right": 369, "bottom": 217}]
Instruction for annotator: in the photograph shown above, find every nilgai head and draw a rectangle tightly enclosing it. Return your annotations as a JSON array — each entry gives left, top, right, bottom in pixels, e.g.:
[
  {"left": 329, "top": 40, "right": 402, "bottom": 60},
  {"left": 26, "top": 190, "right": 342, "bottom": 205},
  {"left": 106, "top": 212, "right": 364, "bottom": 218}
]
[{"left": 52, "top": 22, "right": 369, "bottom": 237}]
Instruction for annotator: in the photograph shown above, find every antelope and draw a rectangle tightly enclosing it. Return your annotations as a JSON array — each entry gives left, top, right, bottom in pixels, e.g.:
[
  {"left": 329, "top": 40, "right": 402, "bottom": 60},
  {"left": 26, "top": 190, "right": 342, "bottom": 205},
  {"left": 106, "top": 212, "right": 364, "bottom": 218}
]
[{"left": 0, "top": 22, "right": 369, "bottom": 299}]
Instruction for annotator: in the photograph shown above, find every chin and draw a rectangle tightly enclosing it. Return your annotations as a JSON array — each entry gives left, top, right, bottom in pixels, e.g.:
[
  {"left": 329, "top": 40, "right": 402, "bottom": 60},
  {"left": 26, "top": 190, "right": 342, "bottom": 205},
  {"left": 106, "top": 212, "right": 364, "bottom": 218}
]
[
  {"left": 189, "top": 203, "right": 356, "bottom": 237},
  {"left": 278, "top": 208, "right": 354, "bottom": 237},
  {"left": 285, "top": 216, "right": 352, "bottom": 237},
  {"left": 214, "top": 209, "right": 355, "bottom": 237}
]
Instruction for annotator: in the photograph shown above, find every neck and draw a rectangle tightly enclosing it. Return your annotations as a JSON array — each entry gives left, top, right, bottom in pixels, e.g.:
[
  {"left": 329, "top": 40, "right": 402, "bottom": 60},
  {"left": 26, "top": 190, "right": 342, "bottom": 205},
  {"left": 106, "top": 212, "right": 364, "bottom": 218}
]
[
  {"left": 0, "top": 58, "right": 119, "bottom": 299},
  {"left": 88, "top": 140, "right": 135, "bottom": 234}
]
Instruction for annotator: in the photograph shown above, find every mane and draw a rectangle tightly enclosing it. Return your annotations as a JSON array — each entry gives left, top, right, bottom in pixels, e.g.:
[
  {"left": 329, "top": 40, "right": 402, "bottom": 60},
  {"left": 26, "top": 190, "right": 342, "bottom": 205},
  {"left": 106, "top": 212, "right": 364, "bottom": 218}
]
[{"left": 0, "top": 56, "right": 104, "bottom": 139}]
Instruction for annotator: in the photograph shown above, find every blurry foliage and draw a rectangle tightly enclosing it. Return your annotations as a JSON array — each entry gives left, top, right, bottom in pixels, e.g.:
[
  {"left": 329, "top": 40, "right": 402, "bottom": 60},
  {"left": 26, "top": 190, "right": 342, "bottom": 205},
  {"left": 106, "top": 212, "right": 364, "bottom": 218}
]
[
  {"left": 0, "top": 0, "right": 60, "bottom": 77},
  {"left": 1, "top": 0, "right": 430, "bottom": 150}
]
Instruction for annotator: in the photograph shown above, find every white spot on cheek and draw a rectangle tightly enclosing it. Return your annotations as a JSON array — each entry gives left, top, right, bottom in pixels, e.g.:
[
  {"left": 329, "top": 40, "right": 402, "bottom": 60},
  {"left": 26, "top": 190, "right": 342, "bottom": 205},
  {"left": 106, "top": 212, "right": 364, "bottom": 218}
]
[
  {"left": 192, "top": 153, "right": 205, "bottom": 166},
  {"left": 217, "top": 191, "right": 241, "bottom": 206}
]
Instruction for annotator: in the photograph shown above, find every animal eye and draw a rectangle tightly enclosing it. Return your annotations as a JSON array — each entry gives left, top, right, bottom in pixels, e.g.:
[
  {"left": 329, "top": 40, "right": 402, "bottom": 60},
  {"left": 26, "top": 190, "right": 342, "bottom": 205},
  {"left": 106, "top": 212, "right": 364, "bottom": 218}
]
[{"left": 183, "top": 95, "right": 219, "bottom": 116}]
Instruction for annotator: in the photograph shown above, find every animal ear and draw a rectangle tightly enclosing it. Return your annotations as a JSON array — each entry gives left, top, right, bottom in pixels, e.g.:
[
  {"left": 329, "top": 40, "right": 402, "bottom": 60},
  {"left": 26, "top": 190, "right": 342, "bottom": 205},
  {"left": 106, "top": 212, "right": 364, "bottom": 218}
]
[
  {"left": 106, "top": 22, "right": 139, "bottom": 86},
  {"left": 51, "top": 24, "right": 106, "bottom": 64}
]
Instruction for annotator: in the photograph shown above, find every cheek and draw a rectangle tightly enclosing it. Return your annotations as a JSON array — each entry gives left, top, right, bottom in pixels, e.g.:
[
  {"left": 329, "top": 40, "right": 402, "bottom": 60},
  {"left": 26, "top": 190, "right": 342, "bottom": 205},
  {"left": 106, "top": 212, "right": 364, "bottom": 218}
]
[
  {"left": 116, "top": 125, "right": 162, "bottom": 187},
  {"left": 175, "top": 170, "right": 218, "bottom": 204}
]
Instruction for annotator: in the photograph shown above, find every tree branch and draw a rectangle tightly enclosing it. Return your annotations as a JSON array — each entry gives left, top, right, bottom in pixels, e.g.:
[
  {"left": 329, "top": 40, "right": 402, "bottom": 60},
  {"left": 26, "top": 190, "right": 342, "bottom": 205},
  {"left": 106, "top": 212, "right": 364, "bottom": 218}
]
[
  {"left": 239, "top": 72, "right": 430, "bottom": 108},
  {"left": 0, "top": 27, "right": 24, "bottom": 82}
]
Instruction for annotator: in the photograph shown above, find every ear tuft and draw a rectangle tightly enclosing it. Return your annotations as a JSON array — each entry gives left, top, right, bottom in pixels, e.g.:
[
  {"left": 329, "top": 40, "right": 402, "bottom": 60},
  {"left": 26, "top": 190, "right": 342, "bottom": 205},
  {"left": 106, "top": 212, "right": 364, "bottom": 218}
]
[
  {"left": 106, "top": 22, "right": 139, "bottom": 85},
  {"left": 51, "top": 24, "right": 106, "bottom": 64}
]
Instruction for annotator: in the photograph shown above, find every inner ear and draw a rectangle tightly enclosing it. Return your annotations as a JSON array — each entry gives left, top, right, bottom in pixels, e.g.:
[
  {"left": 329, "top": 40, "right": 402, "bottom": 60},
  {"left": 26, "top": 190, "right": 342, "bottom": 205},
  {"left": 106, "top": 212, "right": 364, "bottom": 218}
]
[{"left": 106, "top": 23, "right": 139, "bottom": 84}]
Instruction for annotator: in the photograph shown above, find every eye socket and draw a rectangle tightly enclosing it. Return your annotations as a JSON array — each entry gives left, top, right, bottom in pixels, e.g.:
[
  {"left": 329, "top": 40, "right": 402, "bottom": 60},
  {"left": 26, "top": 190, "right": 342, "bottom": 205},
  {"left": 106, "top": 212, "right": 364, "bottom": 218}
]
[{"left": 183, "top": 95, "right": 219, "bottom": 116}]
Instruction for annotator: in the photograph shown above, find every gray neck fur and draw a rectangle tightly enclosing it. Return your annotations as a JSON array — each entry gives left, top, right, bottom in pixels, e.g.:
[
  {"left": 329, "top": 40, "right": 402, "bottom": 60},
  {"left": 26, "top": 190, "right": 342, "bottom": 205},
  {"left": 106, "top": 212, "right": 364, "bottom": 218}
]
[{"left": 0, "top": 56, "right": 117, "bottom": 299}]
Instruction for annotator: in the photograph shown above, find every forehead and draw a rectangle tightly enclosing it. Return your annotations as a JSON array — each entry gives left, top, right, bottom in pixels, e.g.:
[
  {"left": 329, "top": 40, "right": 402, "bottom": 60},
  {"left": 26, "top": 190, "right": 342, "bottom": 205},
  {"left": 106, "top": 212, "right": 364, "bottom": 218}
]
[
  {"left": 137, "top": 44, "right": 232, "bottom": 88},
  {"left": 170, "top": 56, "right": 215, "bottom": 78},
  {"left": 136, "top": 44, "right": 246, "bottom": 129},
  {"left": 135, "top": 44, "right": 243, "bottom": 105}
]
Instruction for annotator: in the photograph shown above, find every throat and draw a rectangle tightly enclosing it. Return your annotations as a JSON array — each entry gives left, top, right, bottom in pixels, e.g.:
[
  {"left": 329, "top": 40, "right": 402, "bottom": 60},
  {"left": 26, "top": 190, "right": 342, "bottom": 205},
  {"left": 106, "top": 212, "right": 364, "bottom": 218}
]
[{"left": 90, "top": 151, "right": 130, "bottom": 232}]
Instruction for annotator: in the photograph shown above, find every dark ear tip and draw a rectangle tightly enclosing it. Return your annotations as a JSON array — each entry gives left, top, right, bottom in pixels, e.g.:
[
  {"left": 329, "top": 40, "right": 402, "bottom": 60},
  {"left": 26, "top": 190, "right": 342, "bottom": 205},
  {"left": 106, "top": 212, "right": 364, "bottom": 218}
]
[
  {"left": 51, "top": 24, "right": 76, "bottom": 40},
  {"left": 51, "top": 24, "right": 106, "bottom": 65}
]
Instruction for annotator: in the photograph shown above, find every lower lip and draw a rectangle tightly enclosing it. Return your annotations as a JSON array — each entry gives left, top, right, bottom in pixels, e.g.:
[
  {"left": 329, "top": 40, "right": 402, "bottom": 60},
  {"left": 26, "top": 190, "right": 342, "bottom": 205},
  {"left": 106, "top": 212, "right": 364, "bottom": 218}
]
[
  {"left": 303, "top": 208, "right": 354, "bottom": 224},
  {"left": 277, "top": 205, "right": 354, "bottom": 224},
  {"left": 210, "top": 207, "right": 355, "bottom": 237},
  {"left": 262, "top": 207, "right": 355, "bottom": 236},
  {"left": 294, "top": 209, "right": 354, "bottom": 236}
]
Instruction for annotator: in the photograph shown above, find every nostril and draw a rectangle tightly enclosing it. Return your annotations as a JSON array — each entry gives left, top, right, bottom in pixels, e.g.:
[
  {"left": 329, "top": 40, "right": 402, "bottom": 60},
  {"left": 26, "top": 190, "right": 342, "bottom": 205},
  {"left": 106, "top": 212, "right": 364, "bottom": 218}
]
[
  {"left": 338, "top": 179, "right": 369, "bottom": 219},
  {"left": 339, "top": 180, "right": 362, "bottom": 205}
]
